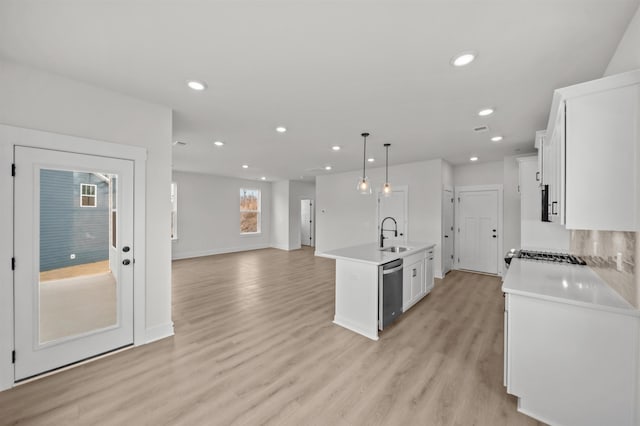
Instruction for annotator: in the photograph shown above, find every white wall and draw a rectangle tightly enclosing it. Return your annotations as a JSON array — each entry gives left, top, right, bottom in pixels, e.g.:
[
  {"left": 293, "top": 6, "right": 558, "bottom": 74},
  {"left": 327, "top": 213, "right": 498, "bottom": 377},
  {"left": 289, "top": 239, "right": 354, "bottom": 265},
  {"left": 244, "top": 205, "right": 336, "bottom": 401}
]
[
  {"left": 271, "top": 180, "right": 290, "bottom": 250},
  {"left": 0, "top": 59, "right": 173, "bottom": 389},
  {"left": 453, "top": 160, "right": 504, "bottom": 186},
  {"left": 316, "top": 159, "right": 445, "bottom": 277},
  {"left": 605, "top": 4, "right": 640, "bottom": 76},
  {"left": 442, "top": 160, "right": 453, "bottom": 189},
  {"left": 288, "top": 181, "right": 316, "bottom": 250},
  {"left": 171, "top": 172, "right": 272, "bottom": 259},
  {"left": 503, "top": 155, "right": 526, "bottom": 252}
]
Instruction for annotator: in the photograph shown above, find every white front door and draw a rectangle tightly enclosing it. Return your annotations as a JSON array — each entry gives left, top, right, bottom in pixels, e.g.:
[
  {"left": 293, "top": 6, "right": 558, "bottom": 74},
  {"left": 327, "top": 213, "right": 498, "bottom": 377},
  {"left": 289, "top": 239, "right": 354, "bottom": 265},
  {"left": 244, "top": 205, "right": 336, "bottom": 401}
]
[
  {"left": 442, "top": 190, "right": 454, "bottom": 275},
  {"left": 14, "top": 146, "right": 135, "bottom": 380},
  {"left": 457, "top": 189, "right": 499, "bottom": 274},
  {"left": 378, "top": 187, "right": 407, "bottom": 247},
  {"left": 300, "top": 199, "right": 314, "bottom": 247}
]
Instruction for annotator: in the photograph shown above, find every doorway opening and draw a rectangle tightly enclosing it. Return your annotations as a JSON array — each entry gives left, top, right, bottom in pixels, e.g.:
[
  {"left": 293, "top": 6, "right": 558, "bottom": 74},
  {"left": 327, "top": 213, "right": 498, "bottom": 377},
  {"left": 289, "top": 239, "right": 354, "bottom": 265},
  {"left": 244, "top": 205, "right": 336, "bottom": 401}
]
[{"left": 300, "top": 199, "right": 314, "bottom": 247}]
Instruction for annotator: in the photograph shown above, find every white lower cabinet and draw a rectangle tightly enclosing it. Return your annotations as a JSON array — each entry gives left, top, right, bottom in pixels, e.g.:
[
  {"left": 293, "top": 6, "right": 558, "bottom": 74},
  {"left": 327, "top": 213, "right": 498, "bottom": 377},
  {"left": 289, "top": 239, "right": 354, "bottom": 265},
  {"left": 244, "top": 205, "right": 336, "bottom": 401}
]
[
  {"left": 504, "top": 293, "right": 639, "bottom": 426},
  {"left": 402, "top": 249, "right": 434, "bottom": 312}
]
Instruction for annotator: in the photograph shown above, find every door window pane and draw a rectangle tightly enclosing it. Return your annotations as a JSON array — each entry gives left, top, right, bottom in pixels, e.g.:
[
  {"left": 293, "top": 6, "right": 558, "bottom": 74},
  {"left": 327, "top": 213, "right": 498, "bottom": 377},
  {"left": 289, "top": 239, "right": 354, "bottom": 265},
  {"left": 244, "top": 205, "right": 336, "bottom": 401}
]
[{"left": 40, "top": 170, "right": 117, "bottom": 343}]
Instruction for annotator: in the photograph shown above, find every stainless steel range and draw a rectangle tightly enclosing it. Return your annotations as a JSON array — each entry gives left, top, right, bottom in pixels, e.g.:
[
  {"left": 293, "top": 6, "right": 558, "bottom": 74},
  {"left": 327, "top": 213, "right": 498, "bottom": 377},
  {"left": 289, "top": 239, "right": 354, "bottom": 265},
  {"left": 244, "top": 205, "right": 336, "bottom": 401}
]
[{"left": 504, "top": 249, "right": 586, "bottom": 268}]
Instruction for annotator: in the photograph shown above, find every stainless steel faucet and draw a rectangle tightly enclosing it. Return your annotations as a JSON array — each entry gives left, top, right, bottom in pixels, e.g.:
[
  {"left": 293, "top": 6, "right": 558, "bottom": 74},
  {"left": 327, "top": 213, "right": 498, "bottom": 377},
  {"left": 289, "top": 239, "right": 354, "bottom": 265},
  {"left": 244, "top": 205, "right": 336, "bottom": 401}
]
[{"left": 380, "top": 216, "right": 398, "bottom": 248}]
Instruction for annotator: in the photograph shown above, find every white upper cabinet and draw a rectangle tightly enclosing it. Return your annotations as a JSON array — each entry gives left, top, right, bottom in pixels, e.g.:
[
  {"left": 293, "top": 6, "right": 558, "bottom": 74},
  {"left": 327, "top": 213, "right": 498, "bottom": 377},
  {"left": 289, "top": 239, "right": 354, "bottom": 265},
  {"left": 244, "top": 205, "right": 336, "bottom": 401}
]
[{"left": 545, "top": 70, "right": 640, "bottom": 231}]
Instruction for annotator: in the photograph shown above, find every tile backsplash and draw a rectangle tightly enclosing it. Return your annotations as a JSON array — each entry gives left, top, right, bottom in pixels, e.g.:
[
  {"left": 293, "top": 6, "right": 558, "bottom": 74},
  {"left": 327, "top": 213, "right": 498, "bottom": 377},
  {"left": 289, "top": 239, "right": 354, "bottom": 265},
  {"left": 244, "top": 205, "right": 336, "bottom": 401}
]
[{"left": 570, "top": 230, "right": 637, "bottom": 307}]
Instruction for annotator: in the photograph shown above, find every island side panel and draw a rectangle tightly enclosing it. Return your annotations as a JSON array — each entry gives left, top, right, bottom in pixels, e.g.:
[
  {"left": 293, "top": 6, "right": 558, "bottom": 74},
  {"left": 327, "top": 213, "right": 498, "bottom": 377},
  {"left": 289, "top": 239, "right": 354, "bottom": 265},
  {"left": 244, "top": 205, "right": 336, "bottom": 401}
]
[{"left": 333, "top": 259, "right": 380, "bottom": 340}]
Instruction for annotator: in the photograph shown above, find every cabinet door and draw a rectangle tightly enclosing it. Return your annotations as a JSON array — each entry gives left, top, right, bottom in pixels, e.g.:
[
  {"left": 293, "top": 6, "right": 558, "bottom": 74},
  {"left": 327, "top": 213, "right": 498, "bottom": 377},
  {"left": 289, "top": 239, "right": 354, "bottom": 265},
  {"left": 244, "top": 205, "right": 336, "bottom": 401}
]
[
  {"left": 565, "top": 85, "right": 638, "bottom": 230},
  {"left": 408, "top": 260, "right": 424, "bottom": 304},
  {"left": 424, "top": 252, "right": 434, "bottom": 294},
  {"left": 402, "top": 267, "right": 412, "bottom": 311},
  {"left": 544, "top": 107, "right": 565, "bottom": 225}
]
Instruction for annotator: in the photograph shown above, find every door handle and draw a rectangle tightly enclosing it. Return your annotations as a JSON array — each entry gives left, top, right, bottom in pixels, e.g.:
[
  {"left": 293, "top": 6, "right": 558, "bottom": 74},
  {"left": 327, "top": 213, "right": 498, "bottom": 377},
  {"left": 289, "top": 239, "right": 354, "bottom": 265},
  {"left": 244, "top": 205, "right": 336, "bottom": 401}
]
[
  {"left": 535, "top": 171, "right": 540, "bottom": 181},
  {"left": 444, "top": 235, "right": 449, "bottom": 238},
  {"left": 122, "top": 246, "right": 131, "bottom": 253},
  {"left": 551, "top": 201, "right": 558, "bottom": 215},
  {"left": 492, "top": 235, "right": 497, "bottom": 238},
  {"left": 122, "top": 259, "right": 131, "bottom": 266}
]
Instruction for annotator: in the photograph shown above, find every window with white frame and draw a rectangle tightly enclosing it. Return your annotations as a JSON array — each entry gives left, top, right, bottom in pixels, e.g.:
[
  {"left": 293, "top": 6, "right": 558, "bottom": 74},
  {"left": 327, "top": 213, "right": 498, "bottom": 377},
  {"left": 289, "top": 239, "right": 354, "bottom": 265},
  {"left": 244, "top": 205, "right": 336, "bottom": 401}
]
[
  {"left": 171, "top": 182, "right": 178, "bottom": 240},
  {"left": 240, "top": 188, "right": 261, "bottom": 234},
  {"left": 80, "top": 183, "right": 97, "bottom": 207}
]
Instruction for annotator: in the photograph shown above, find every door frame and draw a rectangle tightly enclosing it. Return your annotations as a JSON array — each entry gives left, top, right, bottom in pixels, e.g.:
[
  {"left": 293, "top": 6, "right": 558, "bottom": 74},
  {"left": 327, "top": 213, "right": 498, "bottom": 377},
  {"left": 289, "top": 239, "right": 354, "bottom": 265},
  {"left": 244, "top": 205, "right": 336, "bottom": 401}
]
[
  {"left": 441, "top": 187, "right": 454, "bottom": 276},
  {"left": 300, "top": 199, "right": 315, "bottom": 247},
  {"left": 454, "top": 184, "right": 504, "bottom": 276},
  {"left": 0, "top": 124, "right": 147, "bottom": 390},
  {"left": 376, "top": 185, "right": 409, "bottom": 243}
]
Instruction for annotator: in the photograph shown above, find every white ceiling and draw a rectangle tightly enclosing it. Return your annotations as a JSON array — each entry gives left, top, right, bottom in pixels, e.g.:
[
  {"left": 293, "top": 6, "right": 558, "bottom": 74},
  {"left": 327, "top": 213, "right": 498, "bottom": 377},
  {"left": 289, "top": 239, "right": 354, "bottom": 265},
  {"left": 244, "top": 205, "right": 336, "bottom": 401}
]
[{"left": 1, "top": 0, "right": 638, "bottom": 181}]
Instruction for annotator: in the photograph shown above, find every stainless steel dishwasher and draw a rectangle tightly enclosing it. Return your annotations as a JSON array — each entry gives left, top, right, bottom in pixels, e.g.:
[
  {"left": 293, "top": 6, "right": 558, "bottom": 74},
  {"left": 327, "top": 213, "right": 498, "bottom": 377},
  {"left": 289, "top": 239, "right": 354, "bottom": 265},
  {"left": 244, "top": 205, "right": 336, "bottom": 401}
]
[{"left": 378, "top": 258, "right": 403, "bottom": 330}]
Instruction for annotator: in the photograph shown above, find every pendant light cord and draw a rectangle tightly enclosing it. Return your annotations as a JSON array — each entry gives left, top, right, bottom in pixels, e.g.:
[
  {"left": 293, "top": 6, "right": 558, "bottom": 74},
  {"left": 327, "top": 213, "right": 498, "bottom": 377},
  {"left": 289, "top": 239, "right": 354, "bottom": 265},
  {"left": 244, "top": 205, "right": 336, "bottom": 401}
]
[
  {"left": 385, "top": 145, "right": 389, "bottom": 182},
  {"left": 361, "top": 133, "right": 369, "bottom": 180},
  {"left": 362, "top": 135, "right": 367, "bottom": 180}
]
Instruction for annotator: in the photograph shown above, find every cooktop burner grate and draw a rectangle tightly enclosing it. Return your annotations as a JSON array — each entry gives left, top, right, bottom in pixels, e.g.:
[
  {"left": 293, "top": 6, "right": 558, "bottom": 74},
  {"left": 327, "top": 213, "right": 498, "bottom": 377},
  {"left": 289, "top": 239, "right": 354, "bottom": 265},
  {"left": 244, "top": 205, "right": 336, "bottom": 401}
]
[{"left": 516, "top": 250, "right": 586, "bottom": 265}]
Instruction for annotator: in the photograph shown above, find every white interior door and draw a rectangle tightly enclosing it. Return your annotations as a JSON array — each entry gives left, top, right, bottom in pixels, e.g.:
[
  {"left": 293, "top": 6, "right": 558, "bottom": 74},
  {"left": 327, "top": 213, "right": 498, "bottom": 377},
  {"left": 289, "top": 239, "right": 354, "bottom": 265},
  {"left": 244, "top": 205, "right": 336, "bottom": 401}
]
[
  {"left": 456, "top": 189, "right": 499, "bottom": 274},
  {"left": 14, "top": 146, "right": 134, "bottom": 380},
  {"left": 377, "top": 187, "right": 407, "bottom": 247},
  {"left": 300, "top": 199, "right": 314, "bottom": 247},
  {"left": 442, "top": 190, "right": 454, "bottom": 275}
]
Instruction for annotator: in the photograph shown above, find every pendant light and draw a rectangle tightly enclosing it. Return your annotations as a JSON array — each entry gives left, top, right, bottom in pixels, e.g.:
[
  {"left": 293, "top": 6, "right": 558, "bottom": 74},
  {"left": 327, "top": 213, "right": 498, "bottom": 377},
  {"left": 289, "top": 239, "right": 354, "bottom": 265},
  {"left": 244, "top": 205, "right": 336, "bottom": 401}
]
[
  {"left": 382, "top": 143, "right": 392, "bottom": 196},
  {"left": 356, "top": 132, "right": 372, "bottom": 194}
]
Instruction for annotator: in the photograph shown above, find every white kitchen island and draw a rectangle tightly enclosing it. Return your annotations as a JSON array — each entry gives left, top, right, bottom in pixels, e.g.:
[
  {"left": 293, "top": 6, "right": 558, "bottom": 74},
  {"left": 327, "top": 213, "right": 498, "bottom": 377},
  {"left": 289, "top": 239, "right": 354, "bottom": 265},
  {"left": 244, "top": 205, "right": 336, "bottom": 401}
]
[{"left": 321, "top": 242, "right": 435, "bottom": 340}]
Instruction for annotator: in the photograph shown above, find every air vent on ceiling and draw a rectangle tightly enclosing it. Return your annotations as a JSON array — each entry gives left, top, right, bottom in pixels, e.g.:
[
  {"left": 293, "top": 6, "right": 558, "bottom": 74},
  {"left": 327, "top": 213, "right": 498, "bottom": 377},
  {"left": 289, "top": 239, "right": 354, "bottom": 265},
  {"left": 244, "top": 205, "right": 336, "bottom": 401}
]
[
  {"left": 473, "top": 125, "right": 489, "bottom": 133},
  {"left": 173, "top": 140, "right": 187, "bottom": 146}
]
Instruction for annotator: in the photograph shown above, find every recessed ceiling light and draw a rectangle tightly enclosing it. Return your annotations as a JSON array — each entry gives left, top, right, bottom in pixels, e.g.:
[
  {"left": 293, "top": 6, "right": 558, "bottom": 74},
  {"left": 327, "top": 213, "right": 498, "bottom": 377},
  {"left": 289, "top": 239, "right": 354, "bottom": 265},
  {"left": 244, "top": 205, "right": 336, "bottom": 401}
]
[
  {"left": 242, "top": 164, "right": 249, "bottom": 169},
  {"left": 368, "top": 158, "right": 375, "bottom": 162},
  {"left": 491, "top": 136, "right": 504, "bottom": 142},
  {"left": 325, "top": 165, "right": 332, "bottom": 171},
  {"left": 478, "top": 108, "right": 494, "bottom": 117},
  {"left": 213, "top": 141, "right": 224, "bottom": 146},
  {"left": 331, "top": 145, "right": 341, "bottom": 151},
  {"left": 187, "top": 80, "right": 207, "bottom": 91},
  {"left": 260, "top": 176, "right": 266, "bottom": 180},
  {"left": 470, "top": 156, "right": 479, "bottom": 162},
  {"left": 276, "top": 126, "right": 287, "bottom": 133},
  {"left": 451, "top": 52, "right": 476, "bottom": 67}
]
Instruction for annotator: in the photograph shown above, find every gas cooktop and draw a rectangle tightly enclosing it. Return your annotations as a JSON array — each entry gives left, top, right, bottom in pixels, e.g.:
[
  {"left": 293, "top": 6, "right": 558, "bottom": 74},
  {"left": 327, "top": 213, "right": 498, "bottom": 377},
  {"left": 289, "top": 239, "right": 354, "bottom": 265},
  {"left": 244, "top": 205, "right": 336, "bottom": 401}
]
[{"left": 514, "top": 250, "right": 587, "bottom": 265}]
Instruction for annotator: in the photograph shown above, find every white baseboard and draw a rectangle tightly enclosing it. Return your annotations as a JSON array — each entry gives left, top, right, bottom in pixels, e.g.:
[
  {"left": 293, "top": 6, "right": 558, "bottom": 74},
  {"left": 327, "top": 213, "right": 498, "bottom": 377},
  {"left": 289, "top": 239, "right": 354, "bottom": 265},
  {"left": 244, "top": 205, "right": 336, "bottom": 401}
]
[
  {"left": 144, "top": 322, "right": 174, "bottom": 344},
  {"left": 333, "top": 316, "right": 379, "bottom": 341},
  {"left": 172, "top": 244, "right": 271, "bottom": 260},
  {"left": 270, "top": 243, "right": 291, "bottom": 251}
]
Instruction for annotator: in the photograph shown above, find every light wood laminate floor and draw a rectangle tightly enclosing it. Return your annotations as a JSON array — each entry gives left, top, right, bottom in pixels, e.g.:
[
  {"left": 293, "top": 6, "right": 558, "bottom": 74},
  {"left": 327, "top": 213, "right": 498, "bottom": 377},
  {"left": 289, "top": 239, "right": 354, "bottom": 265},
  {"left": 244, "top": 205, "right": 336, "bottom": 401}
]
[{"left": 0, "top": 247, "right": 542, "bottom": 425}]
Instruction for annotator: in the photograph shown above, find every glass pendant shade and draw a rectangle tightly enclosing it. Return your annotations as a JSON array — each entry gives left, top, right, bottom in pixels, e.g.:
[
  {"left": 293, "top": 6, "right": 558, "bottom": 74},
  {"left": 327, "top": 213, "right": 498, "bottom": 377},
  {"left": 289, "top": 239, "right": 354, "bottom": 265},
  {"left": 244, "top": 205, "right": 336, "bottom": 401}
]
[
  {"left": 382, "top": 182, "right": 392, "bottom": 196},
  {"left": 357, "top": 176, "right": 372, "bottom": 194}
]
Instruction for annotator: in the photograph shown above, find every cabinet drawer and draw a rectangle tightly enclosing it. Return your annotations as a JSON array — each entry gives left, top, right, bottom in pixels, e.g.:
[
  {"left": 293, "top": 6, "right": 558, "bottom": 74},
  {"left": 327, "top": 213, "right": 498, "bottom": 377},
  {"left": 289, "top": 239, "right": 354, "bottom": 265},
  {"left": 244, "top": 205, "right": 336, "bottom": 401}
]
[{"left": 402, "top": 250, "right": 427, "bottom": 266}]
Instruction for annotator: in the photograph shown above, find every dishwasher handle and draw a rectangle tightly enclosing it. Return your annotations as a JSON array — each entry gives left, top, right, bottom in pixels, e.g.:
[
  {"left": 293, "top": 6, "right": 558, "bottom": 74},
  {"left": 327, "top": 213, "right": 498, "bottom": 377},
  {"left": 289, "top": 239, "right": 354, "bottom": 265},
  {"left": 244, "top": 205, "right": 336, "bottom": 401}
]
[{"left": 383, "top": 264, "right": 403, "bottom": 274}]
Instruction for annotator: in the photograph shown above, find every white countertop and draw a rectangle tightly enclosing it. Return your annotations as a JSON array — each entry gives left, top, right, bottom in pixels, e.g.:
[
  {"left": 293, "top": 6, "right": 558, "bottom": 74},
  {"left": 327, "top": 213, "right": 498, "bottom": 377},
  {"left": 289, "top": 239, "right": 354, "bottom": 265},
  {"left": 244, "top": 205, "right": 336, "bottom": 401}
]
[
  {"left": 502, "top": 259, "right": 639, "bottom": 316},
  {"left": 320, "top": 241, "right": 435, "bottom": 266}
]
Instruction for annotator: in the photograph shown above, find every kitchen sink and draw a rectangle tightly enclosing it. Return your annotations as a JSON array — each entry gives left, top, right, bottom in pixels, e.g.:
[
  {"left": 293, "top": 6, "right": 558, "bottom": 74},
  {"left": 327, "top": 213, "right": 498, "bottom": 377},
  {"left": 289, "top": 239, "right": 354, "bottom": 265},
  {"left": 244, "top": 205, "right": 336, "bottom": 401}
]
[{"left": 380, "top": 246, "right": 410, "bottom": 253}]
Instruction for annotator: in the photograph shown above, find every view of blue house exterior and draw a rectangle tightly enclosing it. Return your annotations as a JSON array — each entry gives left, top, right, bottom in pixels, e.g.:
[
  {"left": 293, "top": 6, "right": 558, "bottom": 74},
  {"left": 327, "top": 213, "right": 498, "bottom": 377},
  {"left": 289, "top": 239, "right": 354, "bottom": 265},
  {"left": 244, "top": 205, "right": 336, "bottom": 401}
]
[{"left": 40, "top": 170, "right": 110, "bottom": 272}]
